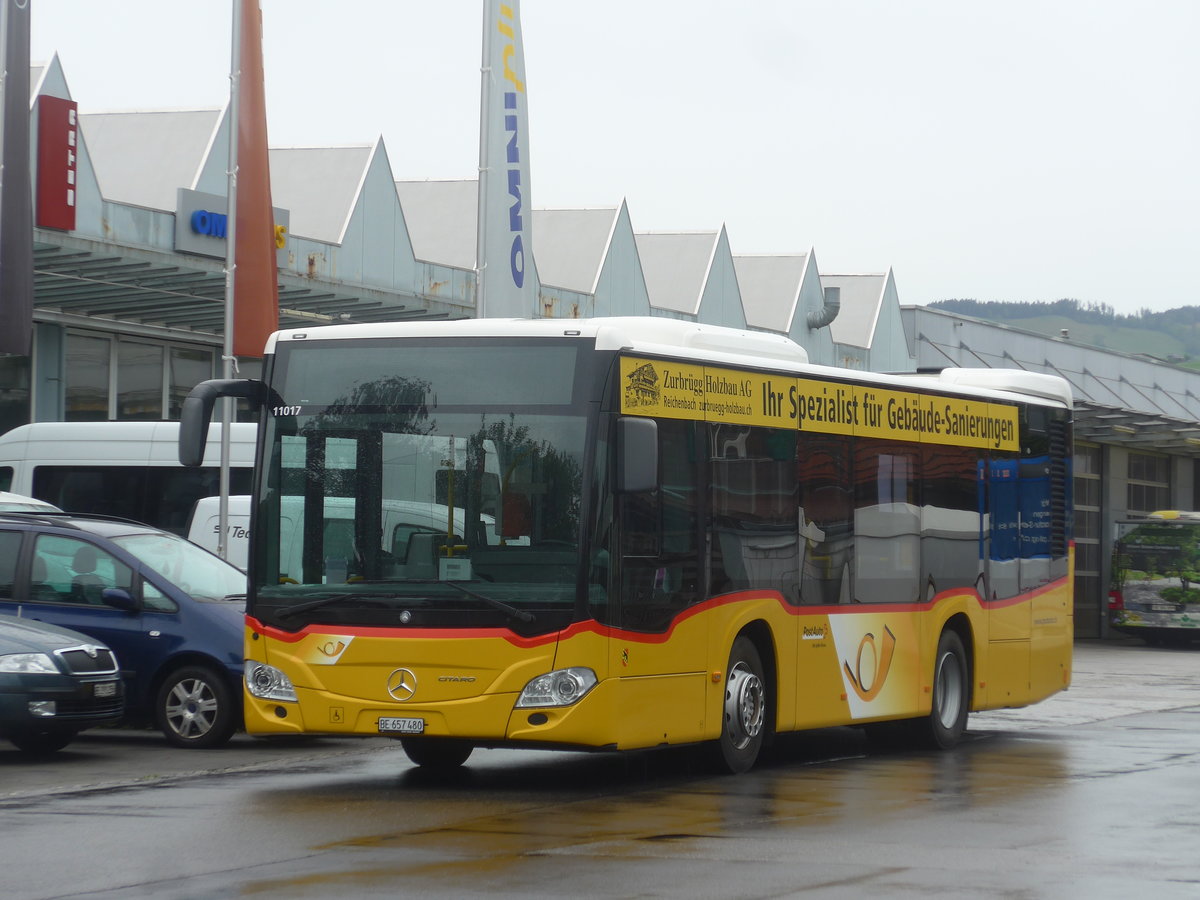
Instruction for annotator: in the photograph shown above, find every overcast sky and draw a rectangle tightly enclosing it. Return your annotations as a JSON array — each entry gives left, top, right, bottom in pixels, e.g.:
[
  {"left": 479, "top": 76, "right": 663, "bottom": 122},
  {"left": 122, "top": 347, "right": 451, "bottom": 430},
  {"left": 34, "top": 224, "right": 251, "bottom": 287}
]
[{"left": 30, "top": 0, "right": 1199, "bottom": 314}]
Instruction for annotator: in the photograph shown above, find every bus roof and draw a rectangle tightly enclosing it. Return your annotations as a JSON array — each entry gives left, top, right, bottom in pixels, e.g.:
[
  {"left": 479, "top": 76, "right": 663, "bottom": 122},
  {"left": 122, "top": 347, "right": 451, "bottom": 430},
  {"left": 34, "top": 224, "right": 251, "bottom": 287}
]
[
  {"left": 266, "top": 316, "right": 1073, "bottom": 408},
  {"left": 1146, "top": 510, "right": 1200, "bottom": 521}
]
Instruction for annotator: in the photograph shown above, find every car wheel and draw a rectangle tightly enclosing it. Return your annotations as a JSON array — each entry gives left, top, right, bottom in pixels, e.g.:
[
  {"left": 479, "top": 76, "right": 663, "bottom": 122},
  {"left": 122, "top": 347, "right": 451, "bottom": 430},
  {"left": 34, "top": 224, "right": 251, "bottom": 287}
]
[
  {"left": 918, "top": 629, "right": 970, "bottom": 749},
  {"left": 155, "top": 665, "right": 238, "bottom": 749},
  {"left": 714, "top": 636, "right": 769, "bottom": 773},
  {"left": 400, "top": 737, "right": 474, "bottom": 769},
  {"left": 9, "top": 730, "right": 75, "bottom": 754}
]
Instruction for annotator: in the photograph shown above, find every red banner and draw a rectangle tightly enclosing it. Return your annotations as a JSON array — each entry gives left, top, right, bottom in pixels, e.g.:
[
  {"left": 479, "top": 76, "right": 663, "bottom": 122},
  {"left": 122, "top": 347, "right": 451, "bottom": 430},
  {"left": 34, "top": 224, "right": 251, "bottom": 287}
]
[
  {"left": 36, "top": 95, "right": 78, "bottom": 231},
  {"left": 232, "top": 0, "right": 279, "bottom": 359}
]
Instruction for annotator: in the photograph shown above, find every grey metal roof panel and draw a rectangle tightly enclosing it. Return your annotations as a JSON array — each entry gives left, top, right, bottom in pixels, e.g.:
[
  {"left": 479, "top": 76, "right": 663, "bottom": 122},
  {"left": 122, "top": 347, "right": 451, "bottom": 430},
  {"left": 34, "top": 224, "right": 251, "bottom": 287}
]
[
  {"left": 395, "top": 179, "right": 477, "bottom": 269},
  {"left": 905, "top": 305, "right": 1200, "bottom": 453},
  {"left": 635, "top": 231, "right": 718, "bottom": 314},
  {"left": 268, "top": 146, "right": 373, "bottom": 244},
  {"left": 532, "top": 208, "right": 618, "bottom": 292},
  {"left": 733, "top": 255, "right": 806, "bottom": 332},
  {"left": 824, "top": 273, "right": 886, "bottom": 347},
  {"left": 78, "top": 109, "right": 221, "bottom": 211}
]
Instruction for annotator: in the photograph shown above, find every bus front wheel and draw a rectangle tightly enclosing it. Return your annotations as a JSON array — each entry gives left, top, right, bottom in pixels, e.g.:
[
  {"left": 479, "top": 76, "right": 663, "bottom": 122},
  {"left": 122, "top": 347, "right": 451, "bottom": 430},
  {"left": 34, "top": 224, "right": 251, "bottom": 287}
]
[
  {"left": 920, "top": 629, "right": 970, "bottom": 749},
  {"left": 714, "top": 636, "right": 769, "bottom": 773},
  {"left": 400, "top": 737, "right": 474, "bottom": 769}
]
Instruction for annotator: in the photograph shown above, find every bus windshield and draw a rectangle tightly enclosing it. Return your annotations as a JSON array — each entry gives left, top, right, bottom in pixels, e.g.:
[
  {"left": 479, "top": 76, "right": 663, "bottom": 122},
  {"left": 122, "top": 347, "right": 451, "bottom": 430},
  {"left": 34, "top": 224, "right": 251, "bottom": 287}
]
[
  {"left": 1112, "top": 514, "right": 1200, "bottom": 641},
  {"left": 252, "top": 340, "right": 589, "bottom": 634}
]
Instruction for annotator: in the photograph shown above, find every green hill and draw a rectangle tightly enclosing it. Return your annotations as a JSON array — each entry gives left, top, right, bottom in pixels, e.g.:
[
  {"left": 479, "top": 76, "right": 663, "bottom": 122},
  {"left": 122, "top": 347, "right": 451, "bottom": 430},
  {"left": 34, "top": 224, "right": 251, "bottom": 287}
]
[{"left": 928, "top": 300, "right": 1200, "bottom": 369}]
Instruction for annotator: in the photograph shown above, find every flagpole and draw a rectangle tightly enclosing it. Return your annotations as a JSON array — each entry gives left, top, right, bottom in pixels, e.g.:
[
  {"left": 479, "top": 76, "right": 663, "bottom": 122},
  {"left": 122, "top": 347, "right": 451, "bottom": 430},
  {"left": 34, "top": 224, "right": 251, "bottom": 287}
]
[
  {"left": 219, "top": 0, "right": 244, "bottom": 560},
  {"left": 475, "top": 0, "right": 491, "bottom": 319}
]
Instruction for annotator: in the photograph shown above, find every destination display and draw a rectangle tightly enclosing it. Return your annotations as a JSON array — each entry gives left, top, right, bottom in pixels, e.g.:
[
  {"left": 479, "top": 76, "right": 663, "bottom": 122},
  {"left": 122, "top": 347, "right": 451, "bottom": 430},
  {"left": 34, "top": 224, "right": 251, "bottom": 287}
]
[{"left": 619, "top": 356, "right": 1019, "bottom": 451}]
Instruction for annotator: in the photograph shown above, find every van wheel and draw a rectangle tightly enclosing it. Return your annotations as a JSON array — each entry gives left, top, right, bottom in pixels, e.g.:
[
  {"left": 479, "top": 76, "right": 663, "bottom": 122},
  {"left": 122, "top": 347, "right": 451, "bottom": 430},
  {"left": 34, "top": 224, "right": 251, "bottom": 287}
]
[
  {"left": 714, "top": 636, "right": 769, "bottom": 773},
  {"left": 156, "top": 665, "right": 238, "bottom": 748},
  {"left": 919, "top": 630, "right": 970, "bottom": 749},
  {"left": 400, "top": 737, "right": 473, "bottom": 769}
]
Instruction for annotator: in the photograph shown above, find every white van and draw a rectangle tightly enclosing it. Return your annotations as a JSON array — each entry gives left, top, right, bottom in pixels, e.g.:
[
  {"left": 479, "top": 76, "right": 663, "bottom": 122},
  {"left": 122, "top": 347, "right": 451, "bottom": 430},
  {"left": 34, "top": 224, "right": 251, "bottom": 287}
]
[
  {"left": 187, "top": 494, "right": 505, "bottom": 576},
  {"left": 0, "top": 421, "right": 256, "bottom": 535}
]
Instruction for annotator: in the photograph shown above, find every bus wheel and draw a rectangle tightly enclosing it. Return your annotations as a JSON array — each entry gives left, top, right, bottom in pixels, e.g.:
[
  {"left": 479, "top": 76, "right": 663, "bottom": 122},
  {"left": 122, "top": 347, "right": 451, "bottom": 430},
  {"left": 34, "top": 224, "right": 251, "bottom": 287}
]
[
  {"left": 400, "top": 737, "right": 473, "bottom": 769},
  {"left": 715, "top": 636, "right": 768, "bottom": 773},
  {"left": 921, "top": 630, "right": 969, "bottom": 749}
]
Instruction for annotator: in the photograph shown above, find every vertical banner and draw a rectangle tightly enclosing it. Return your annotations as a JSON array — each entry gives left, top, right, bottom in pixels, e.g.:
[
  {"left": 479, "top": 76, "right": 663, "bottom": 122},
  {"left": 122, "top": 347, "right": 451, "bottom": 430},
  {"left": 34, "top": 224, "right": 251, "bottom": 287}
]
[
  {"left": 35, "top": 95, "right": 78, "bottom": 231},
  {"left": 0, "top": 0, "right": 33, "bottom": 357},
  {"left": 232, "top": 0, "right": 278, "bottom": 358},
  {"left": 476, "top": 0, "right": 534, "bottom": 318}
]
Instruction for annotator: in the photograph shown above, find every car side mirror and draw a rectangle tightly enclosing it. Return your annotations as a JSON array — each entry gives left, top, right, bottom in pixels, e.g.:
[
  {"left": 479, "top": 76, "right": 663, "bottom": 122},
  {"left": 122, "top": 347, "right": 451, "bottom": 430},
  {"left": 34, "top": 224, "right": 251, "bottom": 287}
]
[{"left": 101, "top": 588, "right": 140, "bottom": 613}]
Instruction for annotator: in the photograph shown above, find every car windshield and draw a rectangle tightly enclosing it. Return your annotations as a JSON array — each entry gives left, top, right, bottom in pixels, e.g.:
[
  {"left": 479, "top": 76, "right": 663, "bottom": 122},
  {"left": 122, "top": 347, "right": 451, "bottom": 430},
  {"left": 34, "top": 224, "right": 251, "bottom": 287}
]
[{"left": 111, "top": 532, "right": 247, "bottom": 600}]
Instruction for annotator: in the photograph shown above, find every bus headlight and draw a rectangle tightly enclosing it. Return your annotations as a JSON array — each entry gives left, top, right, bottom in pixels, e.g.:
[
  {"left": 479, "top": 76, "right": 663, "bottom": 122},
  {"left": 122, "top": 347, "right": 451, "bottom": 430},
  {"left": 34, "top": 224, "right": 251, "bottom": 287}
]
[
  {"left": 515, "top": 667, "right": 597, "bottom": 708},
  {"left": 245, "top": 662, "right": 297, "bottom": 702}
]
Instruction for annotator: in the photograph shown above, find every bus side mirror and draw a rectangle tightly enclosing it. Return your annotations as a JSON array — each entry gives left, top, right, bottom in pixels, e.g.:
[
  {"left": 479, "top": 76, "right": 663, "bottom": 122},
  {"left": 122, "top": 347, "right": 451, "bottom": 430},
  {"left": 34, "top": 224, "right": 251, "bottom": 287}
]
[
  {"left": 615, "top": 416, "right": 657, "bottom": 494},
  {"left": 179, "top": 379, "right": 267, "bottom": 466}
]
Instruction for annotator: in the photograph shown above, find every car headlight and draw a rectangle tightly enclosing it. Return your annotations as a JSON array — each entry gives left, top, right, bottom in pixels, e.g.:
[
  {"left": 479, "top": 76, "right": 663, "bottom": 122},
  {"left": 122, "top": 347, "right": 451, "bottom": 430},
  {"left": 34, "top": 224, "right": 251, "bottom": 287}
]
[
  {"left": 515, "top": 667, "right": 597, "bottom": 708},
  {"left": 245, "top": 662, "right": 297, "bottom": 702},
  {"left": 0, "top": 652, "right": 58, "bottom": 674}
]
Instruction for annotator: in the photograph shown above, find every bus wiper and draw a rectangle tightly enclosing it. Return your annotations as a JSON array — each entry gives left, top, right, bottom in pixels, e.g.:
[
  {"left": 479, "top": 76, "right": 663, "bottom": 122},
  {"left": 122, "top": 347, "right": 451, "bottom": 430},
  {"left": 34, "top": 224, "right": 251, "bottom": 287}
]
[
  {"left": 344, "top": 579, "right": 536, "bottom": 624},
  {"left": 439, "top": 581, "right": 535, "bottom": 624},
  {"left": 277, "top": 593, "right": 390, "bottom": 619}
]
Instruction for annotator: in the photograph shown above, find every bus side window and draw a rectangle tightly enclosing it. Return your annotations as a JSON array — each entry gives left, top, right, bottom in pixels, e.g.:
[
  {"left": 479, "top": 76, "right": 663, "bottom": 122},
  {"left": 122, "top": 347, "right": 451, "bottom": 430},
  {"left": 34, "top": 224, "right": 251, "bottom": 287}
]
[
  {"left": 618, "top": 419, "right": 699, "bottom": 631},
  {"left": 797, "top": 433, "right": 853, "bottom": 604},
  {"left": 710, "top": 425, "right": 799, "bottom": 602},
  {"left": 853, "top": 438, "right": 920, "bottom": 604}
]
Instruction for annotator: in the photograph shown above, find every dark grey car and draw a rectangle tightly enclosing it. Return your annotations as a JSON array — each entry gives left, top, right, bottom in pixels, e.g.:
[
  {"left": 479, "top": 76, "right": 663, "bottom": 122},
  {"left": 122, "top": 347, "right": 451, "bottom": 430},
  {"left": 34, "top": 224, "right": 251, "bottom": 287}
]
[{"left": 0, "top": 614, "right": 124, "bottom": 753}]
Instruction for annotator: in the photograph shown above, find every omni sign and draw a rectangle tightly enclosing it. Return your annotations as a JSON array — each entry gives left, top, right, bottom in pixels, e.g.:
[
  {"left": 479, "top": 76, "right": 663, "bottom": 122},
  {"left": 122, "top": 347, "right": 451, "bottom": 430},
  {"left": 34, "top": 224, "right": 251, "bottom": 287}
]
[
  {"left": 497, "top": 4, "right": 526, "bottom": 290},
  {"left": 174, "top": 188, "right": 289, "bottom": 259},
  {"left": 191, "top": 208, "right": 228, "bottom": 238}
]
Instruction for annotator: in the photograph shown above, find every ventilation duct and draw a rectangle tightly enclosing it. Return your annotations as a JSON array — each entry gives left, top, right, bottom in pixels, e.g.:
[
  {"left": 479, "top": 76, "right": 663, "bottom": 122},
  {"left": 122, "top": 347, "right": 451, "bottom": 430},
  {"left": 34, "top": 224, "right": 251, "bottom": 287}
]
[{"left": 807, "top": 286, "right": 841, "bottom": 330}]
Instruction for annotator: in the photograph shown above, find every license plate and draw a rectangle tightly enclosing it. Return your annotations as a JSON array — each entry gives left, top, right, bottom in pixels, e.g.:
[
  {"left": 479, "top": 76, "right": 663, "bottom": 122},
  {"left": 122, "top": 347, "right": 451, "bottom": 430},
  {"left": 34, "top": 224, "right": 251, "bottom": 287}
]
[
  {"left": 1152, "top": 605, "right": 1177, "bottom": 612},
  {"left": 93, "top": 681, "right": 117, "bottom": 698},
  {"left": 378, "top": 716, "right": 424, "bottom": 734}
]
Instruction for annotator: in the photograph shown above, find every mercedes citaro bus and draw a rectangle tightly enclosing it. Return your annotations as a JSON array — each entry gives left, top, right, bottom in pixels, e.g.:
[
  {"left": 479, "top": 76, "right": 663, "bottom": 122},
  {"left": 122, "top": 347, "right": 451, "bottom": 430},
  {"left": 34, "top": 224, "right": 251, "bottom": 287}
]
[{"left": 179, "top": 317, "right": 1074, "bottom": 772}]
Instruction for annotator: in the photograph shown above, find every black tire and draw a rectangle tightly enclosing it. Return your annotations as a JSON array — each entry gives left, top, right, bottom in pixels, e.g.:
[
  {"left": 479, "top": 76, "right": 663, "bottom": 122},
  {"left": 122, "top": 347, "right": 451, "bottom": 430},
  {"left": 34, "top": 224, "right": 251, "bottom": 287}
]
[
  {"left": 714, "top": 636, "right": 769, "bottom": 773},
  {"left": 10, "top": 730, "right": 75, "bottom": 754},
  {"left": 155, "top": 665, "right": 239, "bottom": 749},
  {"left": 919, "top": 629, "right": 970, "bottom": 749},
  {"left": 400, "top": 737, "right": 474, "bottom": 769}
]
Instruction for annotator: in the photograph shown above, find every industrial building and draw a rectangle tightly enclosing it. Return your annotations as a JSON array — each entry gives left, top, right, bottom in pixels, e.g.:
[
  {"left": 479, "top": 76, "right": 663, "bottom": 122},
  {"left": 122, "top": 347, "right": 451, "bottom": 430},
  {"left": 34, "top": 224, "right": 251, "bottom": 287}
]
[{"left": 7, "top": 53, "right": 1200, "bottom": 637}]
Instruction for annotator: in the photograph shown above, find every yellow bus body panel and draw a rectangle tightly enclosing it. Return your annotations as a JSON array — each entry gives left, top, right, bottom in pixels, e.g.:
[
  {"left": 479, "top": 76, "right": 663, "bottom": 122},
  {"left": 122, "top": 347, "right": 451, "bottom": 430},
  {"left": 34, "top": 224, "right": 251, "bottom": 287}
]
[{"left": 244, "top": 572, "right": 1071, "bottom": 748}]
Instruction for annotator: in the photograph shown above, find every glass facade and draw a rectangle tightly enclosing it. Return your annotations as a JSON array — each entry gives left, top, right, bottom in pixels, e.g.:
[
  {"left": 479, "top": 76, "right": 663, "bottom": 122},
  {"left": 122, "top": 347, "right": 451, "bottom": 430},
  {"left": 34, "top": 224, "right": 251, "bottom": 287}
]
[
  {"left": 1073, "top": 443, "right": 1102, "bottom": 638},
  {"left": 1127, "top": 452, "right": 1170, "bottom": 514},
  {"left": 117, "top": 342, "right": 164, "bottom": 420},
  {"left": 64, "top": 334, "right": 110, "bottom": 421},
  {"left": 62, "top": 331, "right": 215, "bottom": 423},
  {"left": 0, "top": 354, "right": 30, "bottom": 436}
]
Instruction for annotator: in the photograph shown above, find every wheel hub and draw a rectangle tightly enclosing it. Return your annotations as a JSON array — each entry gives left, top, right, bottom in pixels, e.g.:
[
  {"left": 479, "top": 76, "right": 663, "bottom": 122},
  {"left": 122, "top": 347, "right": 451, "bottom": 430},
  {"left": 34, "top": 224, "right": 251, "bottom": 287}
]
[{"left": 724, "top": 662, "right": 765, "bottom": 750}]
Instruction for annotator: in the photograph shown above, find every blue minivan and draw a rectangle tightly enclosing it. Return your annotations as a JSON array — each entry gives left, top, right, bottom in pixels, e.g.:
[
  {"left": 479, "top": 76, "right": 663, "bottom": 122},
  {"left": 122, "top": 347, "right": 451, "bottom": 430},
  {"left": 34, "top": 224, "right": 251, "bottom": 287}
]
[{"left": 0, "top": 511, "right": 246, "bottom": 747}]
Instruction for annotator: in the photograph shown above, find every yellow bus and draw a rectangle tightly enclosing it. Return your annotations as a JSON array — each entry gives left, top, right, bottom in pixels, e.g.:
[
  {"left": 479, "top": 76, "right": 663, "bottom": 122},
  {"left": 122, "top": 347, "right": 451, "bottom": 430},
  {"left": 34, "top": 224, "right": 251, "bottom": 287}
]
[{"left": 179, "top": 317, "right": 1073, "bottom": 772}]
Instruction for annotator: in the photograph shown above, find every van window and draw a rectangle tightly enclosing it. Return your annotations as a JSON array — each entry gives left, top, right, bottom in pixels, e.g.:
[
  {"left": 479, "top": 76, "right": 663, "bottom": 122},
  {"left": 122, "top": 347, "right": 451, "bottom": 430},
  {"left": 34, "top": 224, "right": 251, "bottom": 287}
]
[
  {"left": 33, "top": 465, "right": 252, "bottom": 534},
  {"left": 0, "top": 465, "right": 11, "bottom": 492}
]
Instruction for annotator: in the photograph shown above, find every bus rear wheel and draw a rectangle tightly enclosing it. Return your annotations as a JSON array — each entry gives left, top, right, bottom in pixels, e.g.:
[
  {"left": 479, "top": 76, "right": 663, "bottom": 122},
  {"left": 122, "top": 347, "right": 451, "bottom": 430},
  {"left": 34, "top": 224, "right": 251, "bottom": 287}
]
[
  {"left": 919, "top": 629, "right": 970, "bottom": 749},
  {"left": 714, "top": 636, "right": 769, "bottom": 773},
  {"left": 400, "top": 737, "right": 474, "bottom": 769}
]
